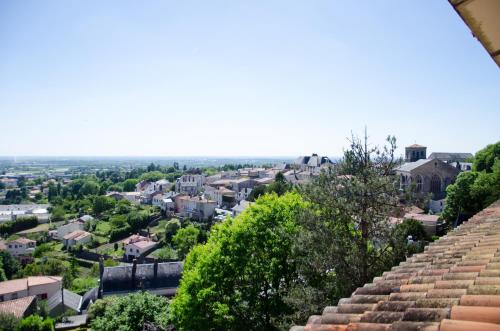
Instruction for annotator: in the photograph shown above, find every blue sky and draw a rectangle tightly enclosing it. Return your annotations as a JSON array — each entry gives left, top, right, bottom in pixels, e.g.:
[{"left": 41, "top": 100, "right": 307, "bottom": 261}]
[{"left": 1, "top": 1, "right": 499, "bottom": 157}]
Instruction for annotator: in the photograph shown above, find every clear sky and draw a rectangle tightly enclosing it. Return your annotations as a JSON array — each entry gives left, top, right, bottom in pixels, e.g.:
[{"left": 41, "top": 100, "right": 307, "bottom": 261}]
[{"left": 1, "top": 1, "right": 499, "bottom": 157}]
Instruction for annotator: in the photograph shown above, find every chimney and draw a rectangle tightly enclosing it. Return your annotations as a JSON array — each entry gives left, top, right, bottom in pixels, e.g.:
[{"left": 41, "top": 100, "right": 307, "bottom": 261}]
[{"left": 132, "top": 259, "right": 137, "bottom": 289}]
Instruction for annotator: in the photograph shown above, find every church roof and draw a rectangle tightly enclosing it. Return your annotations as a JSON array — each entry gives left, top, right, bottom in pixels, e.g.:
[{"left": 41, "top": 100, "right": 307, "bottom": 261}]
[
  {"left": 291, "top": 200, "right": 500, "bottom": 331},
  {"left": 395, "top": 158, "right": 434, "bottom": 172}
]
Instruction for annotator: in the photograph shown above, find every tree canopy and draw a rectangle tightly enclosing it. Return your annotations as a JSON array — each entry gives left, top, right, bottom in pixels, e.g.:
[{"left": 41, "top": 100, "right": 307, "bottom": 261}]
[
  {"left": 89, "top": 292, "right": 170, "bottom": 331},
  {"left": 171, "top": 192, "right": 306, "bottom": 331}
]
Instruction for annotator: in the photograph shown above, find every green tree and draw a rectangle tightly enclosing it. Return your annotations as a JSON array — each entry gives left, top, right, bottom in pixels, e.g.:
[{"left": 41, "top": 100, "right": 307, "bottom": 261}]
[
  {"left": 80, "top": 181, "right": 100, "bottom": 196},
  {"left": 287, "top": 134, "right": 403, "bottom": 323},
  {"left": 139, "top": 171, "right": 165, "bottom": 182},
  {"left": 16, "top": 315, "right": 54, "bottom": 331},
  {"left": 0, "top": 251, "right": 20, "bottom": 279},
  {"left": 0, "top": 312, "right": 19, "bottom": 331},
  {"left": 122, "top": 179, "right": 139, "bottom": 192},
  {"left": 155, "top": 245, "right": 177, "bottom": 260},
  {"left": 50, "top": 206, "right": 65, "bottom": 222},
  {"left": 172, "top": 225, "right": 200, "bottom": 260},
  {"left": 247, "top": 185, "right": 267, "bottom": 202},
  {"left": 170, "top": 192, "right": 306, "bottom": 330},
  {"left": 473, "top": 141, "right": 500, "bottom": 172},
  {"left": 0, "top": 260, "right": 7, "bottom": 281},
  {"left": 443, "top": 157, "right": 500, "bottom": 225},
  {"left": 93, "top": 196, "right": 116, "bottom": 215},
  {"left": 89, "top": 292, "right": 170, "bottom": 331},
  {"left": 165, "top": 219, "right": 181, "bottom": 241}
]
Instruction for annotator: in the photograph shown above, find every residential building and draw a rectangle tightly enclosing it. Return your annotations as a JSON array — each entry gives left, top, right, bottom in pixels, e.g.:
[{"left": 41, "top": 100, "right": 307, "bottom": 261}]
[
  {"left": 231, "top": 178, "right": 258, "bottom": 192},
  {"left": 203, "top": 186, "right": 236, "bottom": 207},
  {"left": 293, "top": 153, "right": 333, "bottom": 175},
  {"left": 450, "top": 161, "right": 473, "bottom": 171},
  {"left": 0, "top": 204, "right": 50, "bottom": 223},
  {"left": 175, "top": 195, "right": 217, "bottom": 220},
  {"left": 0, "top": 178, "right": 17, "bottom": 188},
  {"left": 0, "top": 296, "right": 37, "bottom": 318},
  {"left": 395, "top": 158, "right": 460, "bottom": 200},
  {"left": 405, "top": 144, "right": 427, "bottom": 162},
  {"left": 236, "top": 187, "right": 252, "bottom": 202},
  {"left": 123, "top": 234, "right": 157, "bottom": 261},
  {"left": 428, "top": 152, "right": 473, "bottom": 163},
  {"left": 56, "top": 220, "right": 85, "bottom": 240},
  {"left": 63, "top": 230, "right": 92, "bottom": 248},
  {"left": 0, "top": 276, "right": 62, "bottom": 301},
  {"left": 175, "top": 175, "right": 205, "bottom": 195},
  {"left": 99, "top": 260, "right": 183, "bottom": 297},
  {"left": 6, "top": 237, "right": 36, "bottom": 258}
]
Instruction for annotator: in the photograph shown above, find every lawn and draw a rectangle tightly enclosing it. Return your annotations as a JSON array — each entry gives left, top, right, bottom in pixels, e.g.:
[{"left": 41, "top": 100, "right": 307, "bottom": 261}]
[
  {"left": 96, "top": 242, "right": 125, "bottom": 258},
  {"left": 17, "top": 223, "right": 50, "bottom": 234},
  {"left": 149, "top": 219, "right": 169, "bottom": 236},
  {"left": 94, "top": 221, "right": 112, "bottom": 236}
]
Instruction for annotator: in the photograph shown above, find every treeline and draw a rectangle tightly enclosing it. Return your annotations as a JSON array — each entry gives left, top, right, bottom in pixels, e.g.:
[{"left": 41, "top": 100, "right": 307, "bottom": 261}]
[{"left": 0, "top": 216, "right": 38, "bottom": 236}]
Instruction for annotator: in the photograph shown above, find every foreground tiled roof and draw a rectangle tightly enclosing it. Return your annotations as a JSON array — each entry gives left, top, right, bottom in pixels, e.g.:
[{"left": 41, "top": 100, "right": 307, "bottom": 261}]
[
  {"left": 0, "top": 295, "right": 36, "bottom": 318},
  {"left": 292, "top": 200, "right": 500, "bottom": 331}
]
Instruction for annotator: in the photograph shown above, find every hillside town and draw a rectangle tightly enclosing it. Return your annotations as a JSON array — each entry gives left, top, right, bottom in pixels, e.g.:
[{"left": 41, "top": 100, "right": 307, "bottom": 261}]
[{"left": 1, "top": 141, "right": 495, "bottom": 330}]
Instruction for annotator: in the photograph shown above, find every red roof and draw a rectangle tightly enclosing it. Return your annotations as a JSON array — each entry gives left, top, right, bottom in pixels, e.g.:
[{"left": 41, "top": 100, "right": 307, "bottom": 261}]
[
  {"left": 0, "top": 295, "right": 36, "bottom": 318},
  {"left": 292, "top": 200, "right": 500, "bottom": 331}
]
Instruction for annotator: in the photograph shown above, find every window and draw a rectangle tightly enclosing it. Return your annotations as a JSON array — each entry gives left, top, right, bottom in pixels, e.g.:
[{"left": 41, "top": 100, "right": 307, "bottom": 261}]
[
  {"left": 136, "top": 249, "right": 139, "bottom": 253},
  {"left": 416, "top": 175, "right": 423, "bottom": 192},
  {"left": 11, "top": 293, "right": 18, "bottom": 300},
  {"left": 430, "top": 175, "right": 442, "bottom": 196},
  {"left": 0, "top": 295, "right": 4, "bottom": 302}
]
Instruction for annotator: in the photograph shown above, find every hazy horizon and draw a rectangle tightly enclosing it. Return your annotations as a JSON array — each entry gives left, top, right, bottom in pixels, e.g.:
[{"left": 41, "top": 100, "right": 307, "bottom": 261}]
[{"left": 1, "top": 1, "right": 499, "bottom": 157}]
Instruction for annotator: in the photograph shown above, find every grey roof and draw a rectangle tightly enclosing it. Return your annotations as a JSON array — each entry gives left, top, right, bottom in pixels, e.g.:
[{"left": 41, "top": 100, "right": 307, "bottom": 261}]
[
  {"left": 395, "top": 158, "right": 433, "bottom": 172},
  {"left": 81, "top": 287, "right": 98, "bottom": 311},
  {"left": 48, "top": 289, "right": 82, "bottom": 313},
  {"left": 78, "top": 215, "right": 94, "bottom": 222},
  {"left": 294, "top": 156, "right": 310, "bottom": 165},
  {"left": 102, "top": 262, "right": 183, "bottom": 294},
  {"left": 428, "top": 152, "right": 473, "bottom": 162}
]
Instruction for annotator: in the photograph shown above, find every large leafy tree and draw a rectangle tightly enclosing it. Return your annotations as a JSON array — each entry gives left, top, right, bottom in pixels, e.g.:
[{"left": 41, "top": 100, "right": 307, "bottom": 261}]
[
  {"left": 89, "top": 292, "right": 170, "bottom": 331},
  {"left": 172, "top": 225, "right": 200, "bottom": 260},
  {"left": 473, "top": 141, "right": 500, "bottom": 172},
  {"left": 171, "top": 192, "right": 306, "bottom": 331},
  {"left": 443, "top": 142, "right": 500, "bottom": 224}
]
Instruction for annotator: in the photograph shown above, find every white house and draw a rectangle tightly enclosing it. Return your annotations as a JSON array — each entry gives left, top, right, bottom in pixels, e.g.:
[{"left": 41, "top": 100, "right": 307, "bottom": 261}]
[
  {"left": 175, "top": 195, "right": 217, "bottom": 220},
  {"left": 123, "top": 234, "right": 157, "bottom": 261},
  {"left": 56, "top": 220, "right": 85, "bottom": 240},
  {"left": 175, "top": 175, "right": 205, "bottom": 195},
  {"left": 203, "top": 186, "right": 236, "bottom": 207},
  {"left": 0, "top": 276, "right": 62, "bottom": 302},
  {"left": 63, "top": 230, "right": 91, "bottom": 248},
  {"left": 6, "top": 238, "right": 36, "bottom": 257}
]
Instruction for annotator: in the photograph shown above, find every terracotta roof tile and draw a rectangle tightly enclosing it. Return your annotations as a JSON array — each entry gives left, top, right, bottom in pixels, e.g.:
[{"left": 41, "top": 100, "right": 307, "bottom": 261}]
[{"left": 291, "top": 200, "right": 500, "bottom": 331}]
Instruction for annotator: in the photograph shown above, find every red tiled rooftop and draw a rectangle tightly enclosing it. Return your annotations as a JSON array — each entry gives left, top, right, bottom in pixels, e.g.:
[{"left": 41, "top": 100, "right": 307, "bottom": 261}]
[
  {"left": 292, "top": 200, "right": 500, "bottom": 331},
  {"left": 0, "top": 295, "right": 36, "bottom": 318}
]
